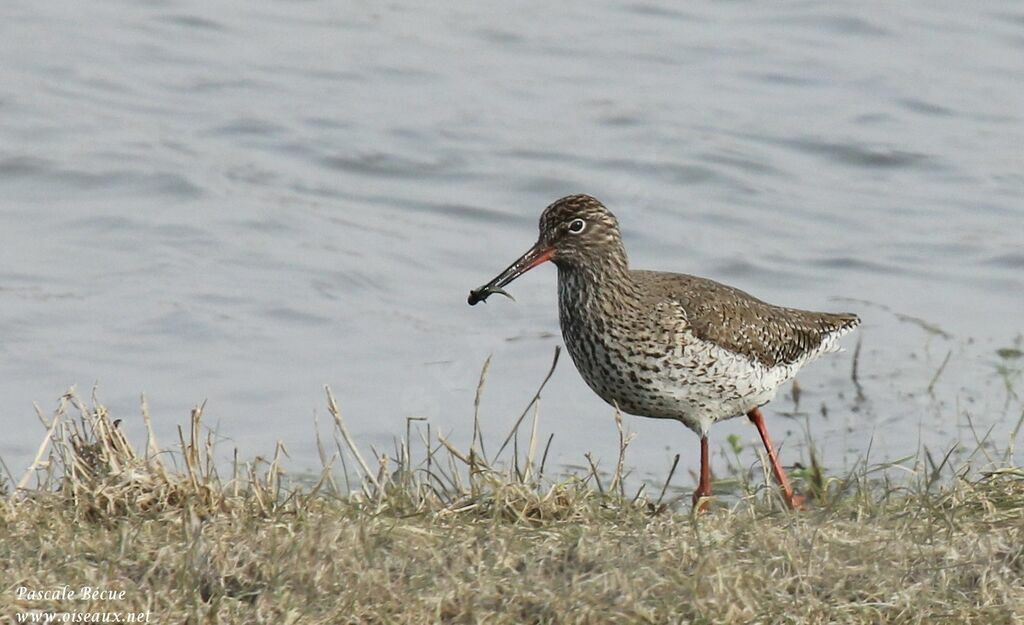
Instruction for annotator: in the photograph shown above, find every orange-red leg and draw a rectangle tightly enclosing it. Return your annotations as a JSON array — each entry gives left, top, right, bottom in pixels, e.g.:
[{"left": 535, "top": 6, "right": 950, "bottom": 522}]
[
  {"left": 692, "top": 435, "right": 712, "bottom": 511},
  {"left": 747, "top": 407, "right": 805, "bottom": 510}
]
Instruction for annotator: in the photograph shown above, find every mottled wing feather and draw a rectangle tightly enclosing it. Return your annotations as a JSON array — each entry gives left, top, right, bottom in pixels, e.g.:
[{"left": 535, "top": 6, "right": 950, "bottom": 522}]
[{"left": 634, "top": 270, "right": 860, "bottom": 368}]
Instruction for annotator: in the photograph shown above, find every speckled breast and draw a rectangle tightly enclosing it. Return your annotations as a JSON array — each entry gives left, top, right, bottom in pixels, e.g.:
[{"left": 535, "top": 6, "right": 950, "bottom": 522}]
[{"left": 556, "top": 272, "right": 792, "bottom": 434}]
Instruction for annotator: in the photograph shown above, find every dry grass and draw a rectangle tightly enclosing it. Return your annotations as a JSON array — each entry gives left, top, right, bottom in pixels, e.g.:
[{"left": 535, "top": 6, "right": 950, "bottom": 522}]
[{"left": 2, "top": 354, "right": 1024, "bottom": 624}]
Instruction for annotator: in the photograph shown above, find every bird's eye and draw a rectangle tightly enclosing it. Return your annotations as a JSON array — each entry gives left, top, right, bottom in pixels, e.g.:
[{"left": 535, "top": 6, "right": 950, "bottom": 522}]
[{"left": 567, "top": 218, "right": 586, "bottom": 234}]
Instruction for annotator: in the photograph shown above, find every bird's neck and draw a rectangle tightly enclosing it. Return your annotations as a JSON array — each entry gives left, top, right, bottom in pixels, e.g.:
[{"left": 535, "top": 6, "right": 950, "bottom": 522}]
[{"left": 555, "top": 251, "right": 638, "bottom": 311}]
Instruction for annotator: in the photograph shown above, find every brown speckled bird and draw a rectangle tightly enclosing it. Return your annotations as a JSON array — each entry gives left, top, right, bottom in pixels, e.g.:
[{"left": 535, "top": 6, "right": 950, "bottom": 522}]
[{"left": 469, "top": 194, "right": 860, "bottom": 509}]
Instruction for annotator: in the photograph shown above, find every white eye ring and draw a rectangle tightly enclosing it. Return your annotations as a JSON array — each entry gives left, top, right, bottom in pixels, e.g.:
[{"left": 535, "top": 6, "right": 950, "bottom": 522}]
[{"left": 567, "top": 218, "right": 586, "bottom": 234}]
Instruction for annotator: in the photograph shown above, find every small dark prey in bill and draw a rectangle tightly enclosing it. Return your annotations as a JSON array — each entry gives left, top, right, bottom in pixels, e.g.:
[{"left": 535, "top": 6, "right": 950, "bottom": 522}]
[
  {"left": 467, "top": 285, "right": 514, "bottom": 305},
  {"left": 466, "top": 194, "right": 860, "bottom": 511}
]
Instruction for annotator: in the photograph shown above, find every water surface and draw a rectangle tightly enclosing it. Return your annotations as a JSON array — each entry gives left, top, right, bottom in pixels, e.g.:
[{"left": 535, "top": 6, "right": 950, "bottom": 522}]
[{"left": 1, "top": 1, "right": 1022, "bottom": 484}]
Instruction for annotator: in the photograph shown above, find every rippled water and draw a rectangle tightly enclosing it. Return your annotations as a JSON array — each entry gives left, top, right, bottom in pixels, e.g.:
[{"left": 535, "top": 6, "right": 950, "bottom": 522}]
[{"left": 2, "top": 1, "right": 1022, "bottom": 483}]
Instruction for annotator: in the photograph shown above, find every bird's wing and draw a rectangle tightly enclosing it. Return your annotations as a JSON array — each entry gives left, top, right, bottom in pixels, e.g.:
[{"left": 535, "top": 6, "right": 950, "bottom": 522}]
[{"left": 635, "top": 271, "right": 860, "bottom": 368}]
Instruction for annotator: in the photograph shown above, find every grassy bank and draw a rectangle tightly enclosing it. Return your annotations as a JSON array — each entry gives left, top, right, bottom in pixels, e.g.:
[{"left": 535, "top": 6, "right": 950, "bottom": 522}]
[{"left": 2, "top": 383, "right": 1024, "bottom": 624}]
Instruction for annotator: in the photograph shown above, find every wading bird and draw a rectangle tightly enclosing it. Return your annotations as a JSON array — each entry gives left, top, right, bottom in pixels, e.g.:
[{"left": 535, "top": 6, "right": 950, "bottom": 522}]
[{"left": 469, "top": 194, "right": 859, "bottom": 509}]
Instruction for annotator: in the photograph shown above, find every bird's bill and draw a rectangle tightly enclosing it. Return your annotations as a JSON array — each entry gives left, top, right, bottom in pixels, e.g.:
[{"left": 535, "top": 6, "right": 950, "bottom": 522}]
[{"left": 467, "top": 242, "right": 555, "bottom": 305}]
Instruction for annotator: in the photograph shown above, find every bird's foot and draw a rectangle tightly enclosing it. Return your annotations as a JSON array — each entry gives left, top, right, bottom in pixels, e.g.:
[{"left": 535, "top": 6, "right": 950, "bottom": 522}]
[
  {"left": 785, "top": 491, "right": 807, "bottom": 512},
  {"left": 691, "top": 488, "right": 713, "bottom": 513}
]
